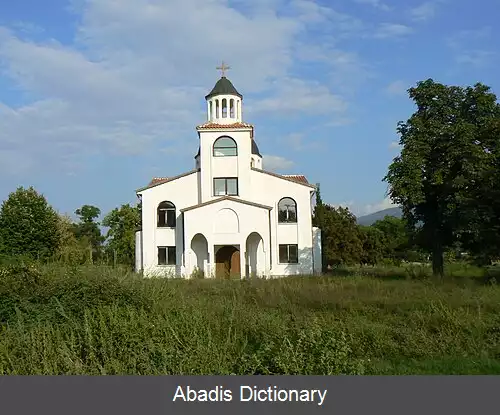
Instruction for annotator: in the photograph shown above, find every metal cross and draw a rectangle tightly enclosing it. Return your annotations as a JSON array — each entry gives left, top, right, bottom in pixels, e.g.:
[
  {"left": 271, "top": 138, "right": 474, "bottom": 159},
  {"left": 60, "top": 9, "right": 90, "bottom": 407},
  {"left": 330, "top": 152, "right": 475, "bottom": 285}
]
[{"left": 216, "top": 61, "right": 230, "bottom": 77}]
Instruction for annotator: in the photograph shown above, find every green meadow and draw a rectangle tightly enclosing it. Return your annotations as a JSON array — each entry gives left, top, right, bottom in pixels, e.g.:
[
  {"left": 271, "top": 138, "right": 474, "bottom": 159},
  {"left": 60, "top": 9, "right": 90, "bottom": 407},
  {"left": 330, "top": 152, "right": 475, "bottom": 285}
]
[{"left": 0, "top": 263, "right": 499, "bottom": 375}]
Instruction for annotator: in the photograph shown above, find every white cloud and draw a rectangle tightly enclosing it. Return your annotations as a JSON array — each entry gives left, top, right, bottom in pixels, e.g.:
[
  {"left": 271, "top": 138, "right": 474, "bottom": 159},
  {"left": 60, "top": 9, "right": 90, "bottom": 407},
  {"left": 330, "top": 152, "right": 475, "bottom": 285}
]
[
  {"left": 0, "top": 0, "right": 372, "bottom": 176},
  {"left": 249, "top": 77, "right": 347, "bottom": 115},
  {"left": 455, "top": 50, "right": 496, "bottom": 66},
  {"left": 353, "top": 0, "right": 391, "bottom": 11},
  {"left": 362, "top": 197, "right": 397, "bottom": 215},
  {"left": 446, "top": 27, "right": 495, "bottom": 68},
  {"left": 283, "top": 132, "right": 323, "bottom": 151},
  {"left": 374, "top": 23, "right": 413, "bottom": 39},
  {"left": 262, "top": 155, "right": 295, "bottom": 171},
  {"left": 386, "top": 80, "right": 407, "bottom": 96},
  {"left": 410, "top": 2, "right": 436, "bottom": 21}
]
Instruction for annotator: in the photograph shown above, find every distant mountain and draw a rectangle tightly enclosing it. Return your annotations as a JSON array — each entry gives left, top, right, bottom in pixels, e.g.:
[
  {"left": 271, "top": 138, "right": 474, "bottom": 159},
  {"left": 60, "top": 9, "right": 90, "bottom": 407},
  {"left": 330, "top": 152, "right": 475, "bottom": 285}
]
[{"left": 356, "top": 206, "right": 403, "bottom": 226}]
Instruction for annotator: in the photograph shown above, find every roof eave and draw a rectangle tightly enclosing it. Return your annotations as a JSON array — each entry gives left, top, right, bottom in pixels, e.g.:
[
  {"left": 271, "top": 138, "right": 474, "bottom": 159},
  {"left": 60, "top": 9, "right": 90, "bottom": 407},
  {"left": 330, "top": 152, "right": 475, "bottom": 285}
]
[
  {"left": 251, "top": 167, "right": 316, "bottom": 188},
  {"left": 136, "top": 168, "right": 200, "bottom": 193}
]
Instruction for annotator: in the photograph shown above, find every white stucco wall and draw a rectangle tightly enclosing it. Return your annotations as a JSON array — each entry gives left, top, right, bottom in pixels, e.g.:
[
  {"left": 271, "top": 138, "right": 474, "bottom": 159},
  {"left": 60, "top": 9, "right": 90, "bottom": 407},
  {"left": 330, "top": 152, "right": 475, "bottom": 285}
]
[
  {"left": 135, "top": 230, "right": 143, "bottom": 273},
  {"left": 198, "top": 129, "right": 253, "bottom": 203},
  {"left": 249, "top": 169, "right": 315, "bottom": 276},
  {"left": 138, "top": 171, "right": 199, "bottom": 277},
  {"left": 312, "top": 226, "right": 322, "bottom": 275},
  {"left": 183, "top": 198, "right": 271, "bottom": 278},
  {"left": 137, "top": 165, "right": 317, "bottom": 278}
]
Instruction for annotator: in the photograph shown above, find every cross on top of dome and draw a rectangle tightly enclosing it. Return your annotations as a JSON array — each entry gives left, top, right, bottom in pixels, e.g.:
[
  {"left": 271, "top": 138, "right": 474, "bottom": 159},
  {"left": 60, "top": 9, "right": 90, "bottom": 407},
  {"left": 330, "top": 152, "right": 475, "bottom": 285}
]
[{"left": 216, "top": 61, "right": 230, "bottom": 77}]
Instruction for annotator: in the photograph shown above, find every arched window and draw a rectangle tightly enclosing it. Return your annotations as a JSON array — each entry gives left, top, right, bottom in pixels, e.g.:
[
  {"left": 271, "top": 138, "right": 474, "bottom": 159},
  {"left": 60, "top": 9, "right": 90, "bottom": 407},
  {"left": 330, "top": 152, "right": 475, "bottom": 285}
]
[
  {"left": 278, "top": 197, "right": 297, "bottom": 223},
  {"left": 213, "top": 136, "right": 237, "bottom": 157},
  {"left": 157, "top": 201, "right": 176, "bottom": 227}
]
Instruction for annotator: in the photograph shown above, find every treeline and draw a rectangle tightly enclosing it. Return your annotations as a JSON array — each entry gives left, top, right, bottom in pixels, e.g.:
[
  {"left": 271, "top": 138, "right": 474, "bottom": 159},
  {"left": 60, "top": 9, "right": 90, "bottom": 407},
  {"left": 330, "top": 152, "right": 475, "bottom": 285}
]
[
  {"left": 312, "top": 188, "right": 427, "bottom": 269},
  {"left": 0, "top": 187, "right": 141, "bottom": 267}
]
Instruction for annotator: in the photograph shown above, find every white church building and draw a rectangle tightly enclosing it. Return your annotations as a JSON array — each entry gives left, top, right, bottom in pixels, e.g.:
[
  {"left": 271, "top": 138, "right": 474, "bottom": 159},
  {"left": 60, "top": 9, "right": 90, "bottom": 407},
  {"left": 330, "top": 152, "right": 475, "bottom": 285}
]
[{"left": 135, "top": 66, "right": 322, "bottom": 279}]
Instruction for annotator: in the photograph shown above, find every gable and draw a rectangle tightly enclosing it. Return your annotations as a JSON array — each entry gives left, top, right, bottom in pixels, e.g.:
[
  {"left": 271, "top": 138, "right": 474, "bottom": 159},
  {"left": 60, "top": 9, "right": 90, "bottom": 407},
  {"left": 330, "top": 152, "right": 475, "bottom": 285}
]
[{"left": 180, "top": 195, "right": 272, "bottom": 213}]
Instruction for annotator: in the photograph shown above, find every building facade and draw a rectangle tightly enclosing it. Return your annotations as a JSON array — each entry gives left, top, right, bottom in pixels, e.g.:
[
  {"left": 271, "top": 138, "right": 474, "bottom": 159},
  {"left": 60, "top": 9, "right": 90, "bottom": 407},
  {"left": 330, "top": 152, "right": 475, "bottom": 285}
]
[{"left": 135, "top": 73, "right": 322, "bottom": 278}]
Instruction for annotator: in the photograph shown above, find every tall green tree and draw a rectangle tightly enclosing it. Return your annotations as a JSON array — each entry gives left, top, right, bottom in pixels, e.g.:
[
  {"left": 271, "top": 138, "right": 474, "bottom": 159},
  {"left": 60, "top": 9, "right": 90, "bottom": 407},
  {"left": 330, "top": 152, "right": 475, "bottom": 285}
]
[
  {"left": 312, "top": 184, "right": 327, "bottom": 271},
  {"left": 456, "top": 88, "right": 500, "bottom": 265},
  {"left": 359, "top": 225, "right": 384, "bottom": 265},
  {"left": 102, "top": 203, "right": 141, "bottom": 267},
  {"left": 73, "top": 205, "right": 105, "bottom": 258},
  {"left": 55, "top": 214, "right": 88, "bottom": 264},
  {"left": 0, "top": 186, "right": 60, "bottom": 259},
  {"left": 320, "top": 205, "right": 363, "bottom": 266},
  {"left": 384, "top": 79, "right": 497, "bottom": 277}
]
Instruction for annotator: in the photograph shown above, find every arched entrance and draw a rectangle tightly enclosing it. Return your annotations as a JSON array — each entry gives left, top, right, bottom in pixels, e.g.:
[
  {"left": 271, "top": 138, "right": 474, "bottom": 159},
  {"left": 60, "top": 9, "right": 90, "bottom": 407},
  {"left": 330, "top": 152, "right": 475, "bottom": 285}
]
[
  {"left": 191, "top": 233, "right": 208, "bottom": 277},
  {"left": 215, "top": 245, "right": 240, "bottom": 279},
  {"left": 245, "top": 232, "right": 264, "bottom": 278}
]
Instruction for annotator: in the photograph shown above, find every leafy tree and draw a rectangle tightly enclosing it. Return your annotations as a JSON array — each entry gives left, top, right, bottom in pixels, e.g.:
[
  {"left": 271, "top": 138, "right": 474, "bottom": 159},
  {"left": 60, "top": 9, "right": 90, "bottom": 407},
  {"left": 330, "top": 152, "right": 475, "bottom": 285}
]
[
  {"left": 320, "top": 205, "right": 363, "bottom": 266},
  {"left": 102, "top": 203, "right": 141, "bottom": 267},
  {"left": 456, "top": 92, "right": 500, "bottom": 265},
  {"left": 359, "top": 226, "right": 384, "bottom": 265},
  {"left": 384, "top": 79, "right": 496, "bottom": 277},
  {"left": 0, "top": 186, "right": 60, "bottom": 259},
  {"left": 312, "top": 184, "right": 327, "bottom": 271},
  {"left": 372, "top": 216, "right": 411, "bottom": 263},
  {"left": 55, "top": 214, "right": 87, "bottom": 264},
  {"left": 73, "top": 205, "right": 105, "bottom": 253}
]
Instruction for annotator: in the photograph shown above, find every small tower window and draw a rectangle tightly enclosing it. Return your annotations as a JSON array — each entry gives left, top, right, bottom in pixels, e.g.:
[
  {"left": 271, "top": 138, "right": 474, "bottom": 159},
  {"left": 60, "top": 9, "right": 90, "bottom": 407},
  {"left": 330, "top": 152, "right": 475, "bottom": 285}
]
[
  {"left": 222, "top": 99, "right": 227, "bottom": 118},
  {"left": 213, "top": 136, "right": 237, "bottom": 157},
  {"left": 230, "top": 99, "right": 235, "bottom": 118},
  {"left": 216, "top": 99, "right": 220, "bottom": 118},
  {"left": 209, "top": 101, "right": 213, "bottom": 121}
]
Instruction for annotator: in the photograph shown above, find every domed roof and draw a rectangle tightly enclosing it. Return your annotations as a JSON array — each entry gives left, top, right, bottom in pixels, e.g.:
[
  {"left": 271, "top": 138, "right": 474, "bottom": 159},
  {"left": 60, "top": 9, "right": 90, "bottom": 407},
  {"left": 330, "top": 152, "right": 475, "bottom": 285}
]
[
  {"left": 251, "top": 139, "right": 261, "bottom": 157},
  {"left": 205, "top": 76, "right": 242, "bottom": 100}
]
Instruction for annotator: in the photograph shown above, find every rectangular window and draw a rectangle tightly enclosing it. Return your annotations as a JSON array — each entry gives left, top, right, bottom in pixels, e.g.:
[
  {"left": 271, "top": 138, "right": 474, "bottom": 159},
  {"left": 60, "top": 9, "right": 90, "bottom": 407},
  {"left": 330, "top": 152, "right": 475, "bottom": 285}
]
[
  {"left": 213, "top": 178, "right": 238, "bottom": 196},
  {"left": 158, "top": 246, "right": 176, "bottom": 265},
  {"left": 158, "top": 210, "right": 176, "bottom": 227},
  {"left": 279, "top": 244, "right": 298, "bottom": 264}
]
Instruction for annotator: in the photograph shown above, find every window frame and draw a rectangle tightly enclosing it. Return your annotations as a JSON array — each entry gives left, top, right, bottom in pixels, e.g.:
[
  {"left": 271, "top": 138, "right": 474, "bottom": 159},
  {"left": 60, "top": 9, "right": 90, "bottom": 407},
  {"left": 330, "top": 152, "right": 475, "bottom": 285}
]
[
  {"left": 157, "top": 201, "right": 176, "bottom": 228},
  {"left": 277, "top": 197, "right": 298, "bottom": 224},
  {"left": 213, "top": 177, "right": 239, "bottom": 196},
  {"left": 213, "top": 136, "right": 238, "bottom": 157},
  {"left": 278, "top": 244, "right": 299, "bottom": 264},
  {"left": 157, "top": 246, "right": 176, "bottom": 266}
]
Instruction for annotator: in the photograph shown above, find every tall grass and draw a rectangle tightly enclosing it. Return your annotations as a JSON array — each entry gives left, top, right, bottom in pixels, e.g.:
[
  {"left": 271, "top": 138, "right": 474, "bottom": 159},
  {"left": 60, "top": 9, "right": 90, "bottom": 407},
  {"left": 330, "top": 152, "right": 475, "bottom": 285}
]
[{"left": 0, "top": 263, "right": 499, "bottom": 374}]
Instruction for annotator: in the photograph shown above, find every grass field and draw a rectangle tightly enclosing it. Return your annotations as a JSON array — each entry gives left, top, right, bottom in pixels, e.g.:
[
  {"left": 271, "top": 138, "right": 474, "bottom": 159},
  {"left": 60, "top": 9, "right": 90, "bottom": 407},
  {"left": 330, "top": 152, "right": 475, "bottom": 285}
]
[{"left": 0, "top": 263, "right": 499, "bottom": 375}]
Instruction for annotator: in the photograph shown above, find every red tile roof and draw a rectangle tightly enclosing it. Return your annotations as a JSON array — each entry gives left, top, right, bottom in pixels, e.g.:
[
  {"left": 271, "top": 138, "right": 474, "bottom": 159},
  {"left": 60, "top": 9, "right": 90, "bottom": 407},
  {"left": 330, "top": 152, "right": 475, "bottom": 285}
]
[
  {"left": 149, "top": 177, "right": 169, "bottom": 186},
  {"left": 196, "top": 122, "right": 254, "bottom": 130},
  {"left": 282, "top": 174, "right": 309, "bottom": 184}
]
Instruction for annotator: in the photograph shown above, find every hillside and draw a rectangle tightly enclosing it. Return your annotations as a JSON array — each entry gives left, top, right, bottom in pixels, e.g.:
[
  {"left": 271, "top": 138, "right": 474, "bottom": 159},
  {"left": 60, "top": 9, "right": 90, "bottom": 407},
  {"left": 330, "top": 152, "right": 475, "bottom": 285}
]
[{"left": 356, "top": 206, "right": 403, "bottom": 226}]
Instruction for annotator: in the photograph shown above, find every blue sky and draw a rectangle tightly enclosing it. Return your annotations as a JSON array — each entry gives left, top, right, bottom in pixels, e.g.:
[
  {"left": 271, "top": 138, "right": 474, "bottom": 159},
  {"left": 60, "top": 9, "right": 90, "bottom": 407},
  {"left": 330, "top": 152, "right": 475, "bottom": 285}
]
[{"left": 0, "top": 0, "right": 499, "bottom": 220}]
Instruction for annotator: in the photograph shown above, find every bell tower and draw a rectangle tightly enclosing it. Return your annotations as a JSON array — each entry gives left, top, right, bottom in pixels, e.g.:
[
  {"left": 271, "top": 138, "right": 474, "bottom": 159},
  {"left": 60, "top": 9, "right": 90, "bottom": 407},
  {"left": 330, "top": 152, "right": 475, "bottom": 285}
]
[{"left": 195, "top": 63, "right": 263, "bottom": 202}]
